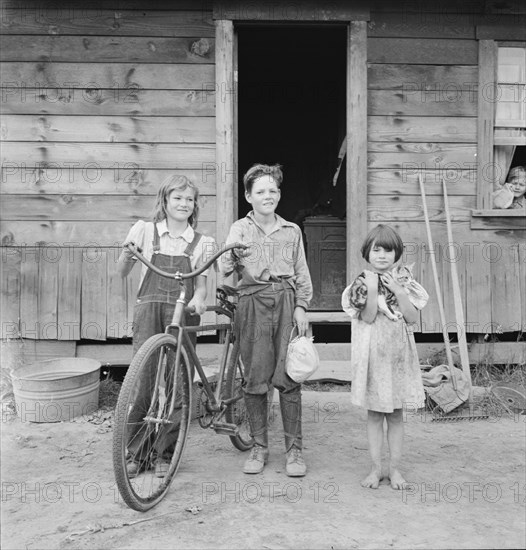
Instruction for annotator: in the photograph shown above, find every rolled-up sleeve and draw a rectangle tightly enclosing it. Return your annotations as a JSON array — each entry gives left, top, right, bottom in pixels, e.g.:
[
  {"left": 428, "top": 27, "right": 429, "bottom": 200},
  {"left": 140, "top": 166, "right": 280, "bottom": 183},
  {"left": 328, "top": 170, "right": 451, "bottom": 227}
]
[{"left": 292, "top": 229, "right": 313, "bottom": 310}]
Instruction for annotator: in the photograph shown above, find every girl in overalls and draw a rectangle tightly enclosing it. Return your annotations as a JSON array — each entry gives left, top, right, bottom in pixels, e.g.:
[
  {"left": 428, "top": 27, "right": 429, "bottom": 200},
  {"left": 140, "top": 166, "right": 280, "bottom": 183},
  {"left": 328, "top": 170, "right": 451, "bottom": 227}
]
[{"left": 117, "top": 175, "right": 215, "bottom": 477}]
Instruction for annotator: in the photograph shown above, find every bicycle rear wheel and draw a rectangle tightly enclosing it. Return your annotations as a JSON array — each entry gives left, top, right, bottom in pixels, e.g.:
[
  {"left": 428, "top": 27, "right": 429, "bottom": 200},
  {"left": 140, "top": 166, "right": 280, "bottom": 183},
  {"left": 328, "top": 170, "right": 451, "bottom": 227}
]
[
  {"left": 112, "top": 333, "right": 192, "bottom": 511},
  {"left": 224, "top": 340, "right": 254, "bottom": 451}
]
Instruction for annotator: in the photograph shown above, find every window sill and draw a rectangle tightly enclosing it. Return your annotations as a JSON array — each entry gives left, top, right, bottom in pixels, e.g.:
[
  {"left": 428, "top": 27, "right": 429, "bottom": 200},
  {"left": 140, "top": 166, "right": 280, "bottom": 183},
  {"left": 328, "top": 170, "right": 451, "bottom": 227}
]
[{"left": 471, "top": 209, "right": 526, "bottom": 230}]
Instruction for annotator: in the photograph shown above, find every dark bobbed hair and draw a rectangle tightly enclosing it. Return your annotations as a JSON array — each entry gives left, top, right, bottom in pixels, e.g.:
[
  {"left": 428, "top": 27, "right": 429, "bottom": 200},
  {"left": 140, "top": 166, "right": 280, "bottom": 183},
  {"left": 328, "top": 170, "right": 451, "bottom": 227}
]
[
  {"left": 243, "top": 163, "right": 283, "bottom": 194},
  {"left": 361, "top": 224, "right": 404, "bottom": 263}
]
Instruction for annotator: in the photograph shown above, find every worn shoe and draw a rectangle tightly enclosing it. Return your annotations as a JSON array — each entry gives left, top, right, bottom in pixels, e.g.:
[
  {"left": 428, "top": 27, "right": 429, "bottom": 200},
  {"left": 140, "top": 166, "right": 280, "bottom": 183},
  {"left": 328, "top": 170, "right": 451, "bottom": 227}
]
[
  {"left": 286, "top": 447, "right": 307, "bottom": 477},
  {"left": 126, "top": 460, "right": 146, "bottom": 479},
  {"left": 243, "top": 445, "right": 269, "bottom": 474},
  {"left": 154, "top": 459, "right": 171, "bottom": 478}
]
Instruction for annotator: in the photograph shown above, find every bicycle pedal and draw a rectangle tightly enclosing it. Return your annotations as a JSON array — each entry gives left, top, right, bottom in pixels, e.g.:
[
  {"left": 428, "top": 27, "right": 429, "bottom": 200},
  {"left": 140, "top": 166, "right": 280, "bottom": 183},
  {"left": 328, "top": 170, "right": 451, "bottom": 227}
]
[{"left": 211, "top": 422, "right": 239, "bottom": 436}]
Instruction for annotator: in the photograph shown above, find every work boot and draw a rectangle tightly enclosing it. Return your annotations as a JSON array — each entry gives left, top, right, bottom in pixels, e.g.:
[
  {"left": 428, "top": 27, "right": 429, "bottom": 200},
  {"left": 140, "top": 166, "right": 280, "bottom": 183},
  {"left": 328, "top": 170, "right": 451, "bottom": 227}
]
[
  {"left": 243, "top": 392, "right": 269, "bottom": 474},
  {"left": 243, "top": 444, "right": 270, "bottom": 474},
  {"left": 286, "top": 447, "right": 307, "bottom": 477},
  {"left": 279, "top": 388, "right": 306, "bottom": 476}
]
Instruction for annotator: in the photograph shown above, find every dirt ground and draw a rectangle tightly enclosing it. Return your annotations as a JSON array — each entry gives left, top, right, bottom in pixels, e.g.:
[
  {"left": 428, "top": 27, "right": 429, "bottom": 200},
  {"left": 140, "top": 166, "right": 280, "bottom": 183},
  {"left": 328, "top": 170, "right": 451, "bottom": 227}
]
[{"left": 1, "top": 391, "right": 525, "bottom": 550}]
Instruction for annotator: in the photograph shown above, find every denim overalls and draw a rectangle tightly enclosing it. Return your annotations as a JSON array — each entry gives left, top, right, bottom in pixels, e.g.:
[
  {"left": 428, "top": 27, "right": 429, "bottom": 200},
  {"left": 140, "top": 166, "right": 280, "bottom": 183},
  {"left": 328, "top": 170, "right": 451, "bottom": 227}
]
[{"left": 128, "top": 224, "right": 202, "bottom": 461}]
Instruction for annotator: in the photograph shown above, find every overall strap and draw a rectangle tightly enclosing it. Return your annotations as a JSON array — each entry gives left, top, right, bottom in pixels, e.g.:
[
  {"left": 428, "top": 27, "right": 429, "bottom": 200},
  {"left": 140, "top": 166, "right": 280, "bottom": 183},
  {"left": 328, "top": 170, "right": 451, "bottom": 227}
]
[
  {"left": 183, "top": 231, "right": 202, "bottom": 258},
  {"left": 152, "top": 222, "right": 161, "bottom": 253}
]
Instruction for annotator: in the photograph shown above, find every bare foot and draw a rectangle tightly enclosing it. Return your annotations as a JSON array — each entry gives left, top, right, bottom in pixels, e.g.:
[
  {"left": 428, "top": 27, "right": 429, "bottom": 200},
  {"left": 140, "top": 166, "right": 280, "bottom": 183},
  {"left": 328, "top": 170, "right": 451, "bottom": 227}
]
[
  {"left": 361, "top": 469, "right": 382, "bottom": 489},
  {"left": 389, "top": 469, "right": 408, "bottom": 490}
]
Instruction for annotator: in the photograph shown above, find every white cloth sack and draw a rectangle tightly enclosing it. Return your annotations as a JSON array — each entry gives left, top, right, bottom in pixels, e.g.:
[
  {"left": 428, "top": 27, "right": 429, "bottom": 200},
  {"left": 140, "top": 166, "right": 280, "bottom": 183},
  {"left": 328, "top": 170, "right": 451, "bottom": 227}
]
[{"left": 285, "top": 327, "right": 320, "bottom": 383}]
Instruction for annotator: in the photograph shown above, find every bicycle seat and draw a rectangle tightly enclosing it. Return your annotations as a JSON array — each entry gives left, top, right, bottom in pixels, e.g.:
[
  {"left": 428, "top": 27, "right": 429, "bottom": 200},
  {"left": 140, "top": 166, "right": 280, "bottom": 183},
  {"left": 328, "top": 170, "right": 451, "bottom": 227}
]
[{"left": 217, "top": 285, "right": 239, "bottom": 297}]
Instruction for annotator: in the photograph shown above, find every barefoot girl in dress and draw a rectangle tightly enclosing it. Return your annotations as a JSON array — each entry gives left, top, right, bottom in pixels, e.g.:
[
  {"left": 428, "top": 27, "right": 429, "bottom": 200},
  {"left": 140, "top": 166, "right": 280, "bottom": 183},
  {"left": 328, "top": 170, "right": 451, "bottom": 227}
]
[{"left": 342, "top": 225, "right": 428, "bottom": 490}]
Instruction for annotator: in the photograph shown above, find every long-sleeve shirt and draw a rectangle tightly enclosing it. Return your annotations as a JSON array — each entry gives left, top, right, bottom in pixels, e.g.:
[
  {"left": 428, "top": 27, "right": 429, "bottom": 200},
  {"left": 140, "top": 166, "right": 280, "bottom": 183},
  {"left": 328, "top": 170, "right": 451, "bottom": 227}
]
[{"left": 221, "top": 211, "right": 313, "bottom": 310}]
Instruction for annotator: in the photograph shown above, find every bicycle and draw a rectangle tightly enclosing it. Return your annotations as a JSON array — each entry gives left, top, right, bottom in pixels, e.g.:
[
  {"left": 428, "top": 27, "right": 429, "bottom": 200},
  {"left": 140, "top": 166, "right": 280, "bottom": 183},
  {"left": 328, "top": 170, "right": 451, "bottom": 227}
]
[{"left": 112, "top": 241, "right": 254, "bottom": 511}]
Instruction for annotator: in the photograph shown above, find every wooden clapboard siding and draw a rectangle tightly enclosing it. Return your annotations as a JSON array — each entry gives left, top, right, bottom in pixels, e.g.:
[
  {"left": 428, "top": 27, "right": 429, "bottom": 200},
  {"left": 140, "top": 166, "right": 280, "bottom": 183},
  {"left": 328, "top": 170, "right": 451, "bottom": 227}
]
[
  {"left": 0, "top": 36, "right": 215, "bottom": 63},
  {"left": 368, "top": 169, "right": 477, "bottom": 195},
  {"left": 1, "top": 221, "right": 215, "bottom": 247},
  {"left": 368, "top": 38, "right": 478, "bottom": 65},
  {"left": 0, "top": 195, "right": 216, "bottom": 222},
  {"left": 19, "top": 254, "right": 39, "bottom": 338},
  {"left": 368, "top": 116, "right": 476, "bottom": 143},
  {"left": 0, "top": 63, "right": 214, "bottom": 89},
  {"left": 0, "top": 89, "right": 216, "bottom": 116},
  {"left": 1, "top": 142, "right": 215, "bottom": 168},
  {"left": 368, "top": 195, "right": 475, "bottom": 222},
  {"left": 1, "top": 115, "right": 215, "bottom": 142},
  {"left": 368, "top": 90, "right": 477, "bottom": 117},
  {"left": 0, "top": 9, "right": 215, "bottom": 37},
  {"left": 1, "top": 169, "right": 216, "bottom": 195},
  {"left": 368, "top": 64, "right": 478, "bottom": 90},
  {"left": 368, "top": 143, "right": 477, "bottom": 168}
]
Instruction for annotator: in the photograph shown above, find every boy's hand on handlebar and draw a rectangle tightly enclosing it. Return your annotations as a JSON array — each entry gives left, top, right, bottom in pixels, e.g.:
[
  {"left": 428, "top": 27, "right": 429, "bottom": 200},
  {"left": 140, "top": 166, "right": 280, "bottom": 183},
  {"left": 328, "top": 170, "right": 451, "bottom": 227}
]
[
  {"left": 232, "top": 243, "right": 251, "bottom": 258},
  {"left": 187, "top": 297, "right": 206, "bottom": 316}
]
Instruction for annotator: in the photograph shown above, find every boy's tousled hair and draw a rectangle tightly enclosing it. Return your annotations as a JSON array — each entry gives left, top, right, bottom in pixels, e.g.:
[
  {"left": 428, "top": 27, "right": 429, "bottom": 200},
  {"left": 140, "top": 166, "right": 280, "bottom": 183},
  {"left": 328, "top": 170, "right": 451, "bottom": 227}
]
[
  {"left": 361, "top": 224, "right": 404, "bottom": 263},
  {"left": 152, "top": 175, "right": 200, "bottom": 227},
  {"left": 243, "top": 163, "right": 283, "bottom": 194}
]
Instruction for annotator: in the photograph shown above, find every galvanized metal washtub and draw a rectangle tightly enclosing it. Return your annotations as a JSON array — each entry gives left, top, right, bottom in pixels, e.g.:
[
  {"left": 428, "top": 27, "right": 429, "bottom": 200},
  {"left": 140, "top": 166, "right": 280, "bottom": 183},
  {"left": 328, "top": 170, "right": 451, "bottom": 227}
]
[{"left": 12, "top": 358, "right": 101, "bottom": 422}]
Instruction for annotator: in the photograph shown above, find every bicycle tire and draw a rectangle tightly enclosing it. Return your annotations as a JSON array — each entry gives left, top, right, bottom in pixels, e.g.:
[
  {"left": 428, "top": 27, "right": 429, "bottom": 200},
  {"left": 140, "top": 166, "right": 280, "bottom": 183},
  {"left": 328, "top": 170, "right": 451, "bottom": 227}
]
[
  {"left": 112, "top": 333, "right": 192, "bottom": 511},
  {"left": 224, "top": 340, "right": 254, "bottom": 451}
]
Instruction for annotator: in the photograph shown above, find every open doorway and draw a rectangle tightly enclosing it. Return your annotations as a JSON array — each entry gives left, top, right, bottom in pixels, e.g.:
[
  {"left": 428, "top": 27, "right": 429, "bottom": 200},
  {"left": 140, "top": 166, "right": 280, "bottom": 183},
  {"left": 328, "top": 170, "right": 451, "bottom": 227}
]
[{"left": 237, "top": 25, "right": 348, "bottom": 309}]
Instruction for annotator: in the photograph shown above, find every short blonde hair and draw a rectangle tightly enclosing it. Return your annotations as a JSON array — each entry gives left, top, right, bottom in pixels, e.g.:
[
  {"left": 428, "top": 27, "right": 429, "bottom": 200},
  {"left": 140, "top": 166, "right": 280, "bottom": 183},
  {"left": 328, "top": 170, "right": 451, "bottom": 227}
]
[
  {"left": 508, "top": 166, "right": 526, "bottom": 181},
  {"left": 152, "top": 175, "right": 200, "bottom": 227}
]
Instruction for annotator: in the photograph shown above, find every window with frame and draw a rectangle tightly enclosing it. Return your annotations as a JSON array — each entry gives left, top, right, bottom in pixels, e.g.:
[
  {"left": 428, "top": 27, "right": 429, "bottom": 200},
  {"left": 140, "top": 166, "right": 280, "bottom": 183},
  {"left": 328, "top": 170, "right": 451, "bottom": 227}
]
[{"left": 473, "top": 39, "right": 526, "bottom": 224}]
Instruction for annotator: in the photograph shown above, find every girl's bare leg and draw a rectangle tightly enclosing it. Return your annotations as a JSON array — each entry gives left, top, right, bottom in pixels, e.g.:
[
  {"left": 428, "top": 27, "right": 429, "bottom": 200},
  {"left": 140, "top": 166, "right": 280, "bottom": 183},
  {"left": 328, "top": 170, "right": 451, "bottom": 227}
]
[
  {"left": 362, "top": 410, "right": 384, "bottom": 489},
  {"left": 386, "top": 409, "right": 407, "bottom": 490}
]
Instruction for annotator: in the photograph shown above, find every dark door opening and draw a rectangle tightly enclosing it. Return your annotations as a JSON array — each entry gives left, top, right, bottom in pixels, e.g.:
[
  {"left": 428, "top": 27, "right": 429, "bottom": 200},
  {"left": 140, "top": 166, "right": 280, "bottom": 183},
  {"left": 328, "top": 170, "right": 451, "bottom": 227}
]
[{"left": 237, "top": 25, "right": 347, "bottom": 310}]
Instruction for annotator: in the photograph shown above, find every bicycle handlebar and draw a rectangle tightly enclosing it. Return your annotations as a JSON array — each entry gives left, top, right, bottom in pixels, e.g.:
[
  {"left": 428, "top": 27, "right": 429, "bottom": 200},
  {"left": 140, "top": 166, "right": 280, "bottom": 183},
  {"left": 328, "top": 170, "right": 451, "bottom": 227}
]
[{"left": 125, "top": 241, "right": 248, "bottom": 281}]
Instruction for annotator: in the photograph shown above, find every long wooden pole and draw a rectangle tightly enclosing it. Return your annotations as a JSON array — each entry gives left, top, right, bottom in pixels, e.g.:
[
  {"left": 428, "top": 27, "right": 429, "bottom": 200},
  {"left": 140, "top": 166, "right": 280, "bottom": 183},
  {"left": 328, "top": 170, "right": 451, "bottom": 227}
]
[
  {"left": 442, "top": 178, "right": 473, "bottom": 401},
  {"left": 418, "top": 174, "right": 458, "bottom": 390}
]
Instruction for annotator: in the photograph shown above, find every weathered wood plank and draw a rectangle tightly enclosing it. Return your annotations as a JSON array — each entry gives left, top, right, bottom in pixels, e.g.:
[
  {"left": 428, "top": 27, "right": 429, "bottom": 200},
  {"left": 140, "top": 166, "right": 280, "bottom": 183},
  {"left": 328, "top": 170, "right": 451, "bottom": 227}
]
[
  {"left": 57, "top": 247, "right": 81, "bottom": 340},
  {"left": 476, "top": 25, "right": 526, "bottom": 40},
  {"left": 1, "top": 220, "right": 215, "bottom": 247},
  {"left": 368, "top": 195, "right": 475, "bottom": 222},
  {"left": 470, "top": 215, "right": 526, "bottom": 230},
  {"left": 0, "top": 9, "right": 215, "bottom": 36},
  {"left": 1, "top": 63, "right": 215, "bottom": 91},
  {"left": 81, "top": 248, "right": 106, "bottom": 341},
  {"left": 0, "top": 168, "right": 216, "bottom": 195},
  {"left": 1, "top": 115, "right": 215, "bottom": 143},
  {"left": 0, "top": 247, "right": 21, "bottom": 338},
  {"left": 368, "top": 169, "right": 477, "bottom": 195},
  {"left": 0, "top": 36, "right": 215, "bottom": 63},
  {"left": 370, "top": 1, "right": 485, "bottom": 13},
  {"left": 22, "top": 340, "right": 76, "bottom": 363},
  {"left": 465, "top": 239, "right": 492, "bottom": 332},
  {"left": 0, "top": 194, "right": 216, "bottom": 222},
  {"left": 368, "top": 38, "right": 478, "bottom": 65},
  {"left": 440, "top": 235, "right": 467, "bottom": 334},
  {"left": 213, "top": 0, "right": 369, "bottom": 20},
  {"left": 19, "top": 253, "right": 38, "bottom": 339},
  {"left": 520, "top": 242, "right": 526, "bottom": 331},
  {"left": 37, "top": 250, "right": 58, "bottom": 339},
  {"left": 1, "top": 142, "right": 215, "bottom": 169},
  {"left": 347, "top": 21, "right": 368, "bottom": 282},
  {"left": 368, "top": 143, "right": 477, "bottom": 169},
  {"left": 477, "top": 40, "right": 497, "bottom": 209},
  {"left": 215, "top": 19, "right": 236, "bottom": 246},
  {"left": 106, "top": 248, "right": 128, "bottom": 339},
  {"left": 368, "top": 90, "right": 477, "bottom": 116},
  {"left": 0, "top": 89, "right": 215, "bottom": 116},
  {"left": 368, "top": 116, "right": 476, "bottom": 142},
  {"left": 491, "top": 242, "right": 523, "bottom": 332},
  {"left": 368, "top": 13, "right": 475, "bottom": 38},
  {"left": 126, "top": 265, "right": 141, "bottom": 339},
  {"left": 368, "top": 64, "right": 478, "bottom": 90}
]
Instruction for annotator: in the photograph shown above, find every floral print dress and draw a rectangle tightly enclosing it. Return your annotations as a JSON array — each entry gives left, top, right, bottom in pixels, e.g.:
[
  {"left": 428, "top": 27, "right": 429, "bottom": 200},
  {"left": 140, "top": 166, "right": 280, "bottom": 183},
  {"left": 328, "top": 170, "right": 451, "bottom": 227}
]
[{"left": 341, "top": 270, "right": 428, "bottom": 413}]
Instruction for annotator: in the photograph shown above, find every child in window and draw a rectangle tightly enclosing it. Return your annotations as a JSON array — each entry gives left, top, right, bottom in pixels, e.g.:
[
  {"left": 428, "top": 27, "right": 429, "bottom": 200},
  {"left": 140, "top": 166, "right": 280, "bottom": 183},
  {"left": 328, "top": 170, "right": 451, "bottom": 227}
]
[{"left": 493, "top": 166, "right": 526, "bottom": 209}]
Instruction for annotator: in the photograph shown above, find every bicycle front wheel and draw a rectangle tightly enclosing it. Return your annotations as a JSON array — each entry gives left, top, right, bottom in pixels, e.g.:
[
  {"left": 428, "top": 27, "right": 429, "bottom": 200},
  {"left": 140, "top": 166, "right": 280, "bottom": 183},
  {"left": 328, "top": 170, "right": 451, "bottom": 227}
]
[
  {"left": 112, "top": 333, "right": 192, "bottom": 511},
  {"left": 224, "top": 340, "right": 254, "bottom": 451}
]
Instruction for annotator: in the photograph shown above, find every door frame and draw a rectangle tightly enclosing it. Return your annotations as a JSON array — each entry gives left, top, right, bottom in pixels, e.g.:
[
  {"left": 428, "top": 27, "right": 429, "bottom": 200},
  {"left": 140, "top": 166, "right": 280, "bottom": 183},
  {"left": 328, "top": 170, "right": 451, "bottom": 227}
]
[{"left": 214, "top": 2, "right": 368, "bottom": 282}]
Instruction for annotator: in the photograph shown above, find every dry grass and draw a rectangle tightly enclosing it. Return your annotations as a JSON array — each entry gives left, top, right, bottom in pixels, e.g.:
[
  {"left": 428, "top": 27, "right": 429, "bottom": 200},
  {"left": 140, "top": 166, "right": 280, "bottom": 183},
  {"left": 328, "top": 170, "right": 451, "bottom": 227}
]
[{"left": 98, "top": 375, "right": 122, "bottom": 410}]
